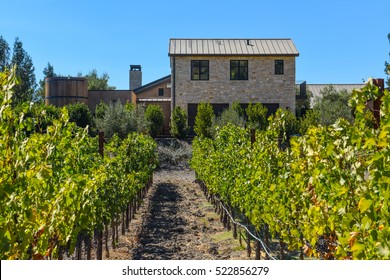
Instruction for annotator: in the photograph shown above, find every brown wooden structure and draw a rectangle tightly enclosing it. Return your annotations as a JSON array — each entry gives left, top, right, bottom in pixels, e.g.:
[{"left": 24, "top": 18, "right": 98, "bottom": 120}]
[{"left": 45, "top": 77, "right": 88, "bottom": 107}]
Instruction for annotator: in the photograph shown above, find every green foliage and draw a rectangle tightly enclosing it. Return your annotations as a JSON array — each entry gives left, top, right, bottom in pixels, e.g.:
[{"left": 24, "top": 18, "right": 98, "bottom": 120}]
[
  {"left": 131, "top": 104, "right": 149, "bottom": 134},
  {"left": 65, "top": 102, "right": 93, "bottom": 129},
  {"left": 80, "top": 69, "right": 116, "bottom": 90},
  {"left": 95, "top": 102, "right": 149, "bottom": 140},
  {"left": 212, "top": 105, "right": 246, "bottom": 136},
  {"left": 0, "top": 36, "right": 10, "bottom": 72},
  {"left": 246, "top": 102, "right": 268, "bottom": 130},
  {"left": 36, "top": 63, "right": 56, "bottom": 103},
  {"left": 94, "top": 100, "right": 108, "bottom": 119},
  {"left": 385, "top": 33, "right": 390, "bottom": 88},
  {"left": 170, "top": 106, "right": 188, "bottom": 139},
  {"left": 0, "top": 67, "right": 157, "bottom": 259},
  {"left": 10, "top": 37, "right": 36, "bottom": 105},
  {"left": 194, "top": 102, "right": 214, "bottom": 138},
  {"left": 145, "top": 105, "right": 164, "bottom": 137},
  {"left": 192, "top": 82, "right": 390, "bottom": 260},
  {"left": 231, "top": 101, "right": 245, "bottom": 118},
  {"left": 313, "top": 85, "right": 354, "bottom": 126},
  {"left": 270, "top": 108, "right": 298, "bottom": 140},
  {"left": 298, "top": 109, "right": 319, "bottom": 135},
  {"left": 95, "top": 102, "right": 133, "bottom": 140}
]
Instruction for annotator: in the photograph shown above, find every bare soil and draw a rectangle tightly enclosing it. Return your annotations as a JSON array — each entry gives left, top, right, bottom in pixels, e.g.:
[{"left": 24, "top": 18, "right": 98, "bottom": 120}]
[{"left": 107, "top": 168, "right": 250, "bottom": 260}]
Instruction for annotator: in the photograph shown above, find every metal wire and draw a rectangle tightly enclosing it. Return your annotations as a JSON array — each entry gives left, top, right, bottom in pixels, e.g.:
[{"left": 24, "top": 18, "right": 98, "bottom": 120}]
[{"left": 218, "top": 200, "right": 278, "bottom": 260}]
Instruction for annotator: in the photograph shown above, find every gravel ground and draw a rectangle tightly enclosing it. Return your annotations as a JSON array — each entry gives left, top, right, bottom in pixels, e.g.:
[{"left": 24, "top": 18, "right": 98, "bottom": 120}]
[{"left": 107, "top": 168, "right": 250, "bottom": 260}]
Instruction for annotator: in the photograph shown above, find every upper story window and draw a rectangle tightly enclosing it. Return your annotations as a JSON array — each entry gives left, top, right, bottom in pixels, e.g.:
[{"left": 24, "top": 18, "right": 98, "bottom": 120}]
[
  {"left": 158, "top": 88, "right": 164, "bottom": 96},
  {"left": 230, "top": 60, "right": 248, "bottom": 80},
  {"left": 275, "top": 60, "right": 284, "bottom": 75},
  {"left": 191, "top": 60, "right": 209, "bottom": 80}
]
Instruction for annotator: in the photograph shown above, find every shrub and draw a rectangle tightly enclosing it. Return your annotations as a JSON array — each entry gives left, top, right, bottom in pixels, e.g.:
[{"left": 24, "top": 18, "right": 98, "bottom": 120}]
[
  {"left": 212, "top": 105, "right": 246, "bottom": 136},
  {"left": 312, "top": 85, "right": 354, "bottom": 126},
  {"left": 170, "top": 106, "right": 188, "bottom": 139},
  {"left": 194, "top": 102, "right": 213, "bottom": 138},
  {"left": 298, "top": 109, "right": 319, "bottom": 135},
  {"left": 94, "top": 101, "right": 108, "bottom": 119},
  {"left": 65, "top": 102, "right": 93, "bottom": 129},
  {"left": 94, "top": 103, "right": 150, "bottom": 140},
  {"left": 131, "top": 104, "right": 150, "bottom": 134},
  {"left": 145, "top": 105, "right": 164, "bottom": 137},
  {"left": 156, "top": 139, "right": 192, "bottom": 169},
  {"left": 270, "top": 108, "right": 298, "bottom": 140},
  {"left": 246, "top": 103, "right": 268, "bottom": 130}
]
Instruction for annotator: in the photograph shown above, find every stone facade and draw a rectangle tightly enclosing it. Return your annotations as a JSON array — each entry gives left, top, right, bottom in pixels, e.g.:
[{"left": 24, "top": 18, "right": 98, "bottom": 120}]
[{"left": 171, "top": 55, "right": 296, "bottom": 113}]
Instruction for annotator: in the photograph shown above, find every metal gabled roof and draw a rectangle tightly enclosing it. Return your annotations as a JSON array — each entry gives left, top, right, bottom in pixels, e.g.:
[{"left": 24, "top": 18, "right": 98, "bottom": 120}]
[{"left": 169, "top": 38, "right": 299, "bottom": 56}]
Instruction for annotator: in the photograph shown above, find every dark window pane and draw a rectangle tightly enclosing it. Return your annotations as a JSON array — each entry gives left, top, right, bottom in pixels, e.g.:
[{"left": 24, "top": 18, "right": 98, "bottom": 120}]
[
  {"left": 191, "top": 60, "right": 209, "bottom": 80},
  {"left": 191, "top": 60, "right": 199, "bottom": 67},
  {"left": 231, "top": 60, "right": 248, "bottom": 80},
  {"left": 275, "top": 60, "right": 284, "bottom": 75}
]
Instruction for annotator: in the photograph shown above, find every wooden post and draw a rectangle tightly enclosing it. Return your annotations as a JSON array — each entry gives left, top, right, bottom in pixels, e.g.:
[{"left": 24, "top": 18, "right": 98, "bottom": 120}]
[
  {"left": 250, "top": 128, "right": 256, "bottom": 147},
  {"left": 96, "top": 230, "right": 103, "bottom": 260},
  {"left": 246, "top": 218, "right": 251, "bottom": 257}
]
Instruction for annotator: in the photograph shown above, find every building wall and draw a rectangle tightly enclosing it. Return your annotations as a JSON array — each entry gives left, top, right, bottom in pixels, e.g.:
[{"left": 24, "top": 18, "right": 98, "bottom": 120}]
[
  {"left": 134, "top": 78, "right": 172, "bottom": 136},
  {"left": 171, "top": 55, "right": 296, "bottom": 113},
  {"left": 88, "top": 90, "right": 132, "bottom": 113},
  {"left": 135, "top": 82, "right": 171, "bottom": 99}
]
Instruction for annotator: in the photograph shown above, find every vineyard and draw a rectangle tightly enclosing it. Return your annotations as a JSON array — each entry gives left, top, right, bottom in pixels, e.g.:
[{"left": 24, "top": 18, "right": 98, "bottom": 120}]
[
  {"left": 2, "top": 64, "right": 390, "bottom": 260},
  {"left": 191, "top": 80, "right": 390, "bottom": 260},
  {"left": 0, "top": 67, "right": 157, "bottom": 259}
]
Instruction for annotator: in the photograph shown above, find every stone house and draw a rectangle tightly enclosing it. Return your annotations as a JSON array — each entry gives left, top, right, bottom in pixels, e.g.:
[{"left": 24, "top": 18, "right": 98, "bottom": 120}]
[{"left": 168, "top": 38, "right": 299, "bottom": 133}]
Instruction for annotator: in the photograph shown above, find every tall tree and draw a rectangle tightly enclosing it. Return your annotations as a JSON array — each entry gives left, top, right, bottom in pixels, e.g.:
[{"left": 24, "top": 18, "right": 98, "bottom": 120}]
[
  {"left": 36, "top": 62, "right": 56, "bottom": 103},
  {"left": 385, "top": 33, "right": 390, "bottom": 87},
  {"left": 80, "top": 69, "right": 116, "bottom": 90},
  {"left": 0, "top": 36, "right": 10, "bottom": 71},
  {"left": 11, "top": 37, "right": 36, "bottom": 104}
]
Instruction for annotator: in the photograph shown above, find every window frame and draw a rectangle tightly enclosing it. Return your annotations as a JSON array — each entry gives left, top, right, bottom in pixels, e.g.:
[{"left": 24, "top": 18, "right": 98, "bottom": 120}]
[
  {"left": 275, "top": 60, "right": 284, "bottom": 75},
  {"left": 191, "top": 60, "right": 209, "bottom": 80},
  {"left": 230, "top": 60, "right": 248, "bottom": 80}
]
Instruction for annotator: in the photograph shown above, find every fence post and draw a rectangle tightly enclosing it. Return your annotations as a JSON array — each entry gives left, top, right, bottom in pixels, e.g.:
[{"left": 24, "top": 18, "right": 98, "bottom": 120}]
[{"left": 250, "top": 129, "right": 256, "bottom": 147}]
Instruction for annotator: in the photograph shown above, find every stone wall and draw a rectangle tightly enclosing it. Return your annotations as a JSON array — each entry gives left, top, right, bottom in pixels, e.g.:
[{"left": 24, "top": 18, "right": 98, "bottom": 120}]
[{"left": 172, "top": 55, "right": 296, "bottom": 113}]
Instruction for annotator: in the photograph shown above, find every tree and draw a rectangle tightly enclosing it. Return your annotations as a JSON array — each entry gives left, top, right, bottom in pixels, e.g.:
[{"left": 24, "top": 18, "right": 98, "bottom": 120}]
[
  {"left": 312, "top": 85, "right": 353, "bottom": 126},
  {"left": 0, "top": 36, "right": 10, "bottom": 72},
  {"left": 170, "top": 106, "right": 189, "bottom": 139},
  {"left": 95, "top": 103, "right": 133, "bottom": 140},
  {"left": 36, "top": 62, "right": 56, "bottom": 103},
  {"left": 385, "top": 33, "right": 390, "bottom": 88},
  {"left": 194, "top": 102, "right": 214, "bottom": 138},
  {"left": 80, "top": 69, "right": 116, "bottom": 90},
  {"left": 65, "top": 103, "right": 93, "bottom": 129},
  {"left": 145, "top": 105, "right": 164, "bottom": 137},
  {"left": 246, "top": 103, "right": 268, "bottom": 130},
  {"left": 95, "top": 103, "right": 149, "bottom": 140},
  {"left": 11, "top": 37, "right": 36, "bottom": 105},
  {"left": 212, "top": 105, "right": 246, "bottom": 137}
]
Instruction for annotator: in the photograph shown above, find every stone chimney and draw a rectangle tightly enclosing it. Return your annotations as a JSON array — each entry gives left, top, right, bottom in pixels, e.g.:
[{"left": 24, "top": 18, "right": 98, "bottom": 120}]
[{"left": 129, "top": 65, "right": 142, "bottom": 90}]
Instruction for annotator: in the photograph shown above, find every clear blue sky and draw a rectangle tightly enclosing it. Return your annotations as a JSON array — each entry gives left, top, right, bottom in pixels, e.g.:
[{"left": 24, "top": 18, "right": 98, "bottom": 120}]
[{"left": 1, "top": 0, "right": 388, "bottom": 89}]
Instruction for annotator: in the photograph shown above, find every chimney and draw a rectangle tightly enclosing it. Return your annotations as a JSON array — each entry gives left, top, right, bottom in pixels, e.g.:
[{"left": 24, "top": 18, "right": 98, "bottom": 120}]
[{"left": 129, "top": 65, "right": 142, "bottom": 90}]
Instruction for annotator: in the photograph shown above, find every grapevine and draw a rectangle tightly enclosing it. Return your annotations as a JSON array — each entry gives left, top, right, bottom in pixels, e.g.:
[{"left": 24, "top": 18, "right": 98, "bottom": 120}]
[
  {"left": 0, "top": 67, "right": 157, "bottom": 259},
  {"left": 191, "top": 80, "right": 390, "bottom": 260}
]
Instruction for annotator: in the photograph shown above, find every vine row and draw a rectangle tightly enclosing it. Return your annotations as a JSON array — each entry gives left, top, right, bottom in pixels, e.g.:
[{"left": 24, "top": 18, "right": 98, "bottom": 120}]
[
  {"left": 191, "top": 81, "right": 390, "bottom": 260},
  {"left": 0, "top": 67, "right": 157, "bottom": 259}
]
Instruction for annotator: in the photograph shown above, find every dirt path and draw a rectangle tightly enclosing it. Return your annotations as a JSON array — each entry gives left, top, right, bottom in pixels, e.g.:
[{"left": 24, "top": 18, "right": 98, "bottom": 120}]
[{"left": 109, "top": 168, "right": 249, "bottom": 260}]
